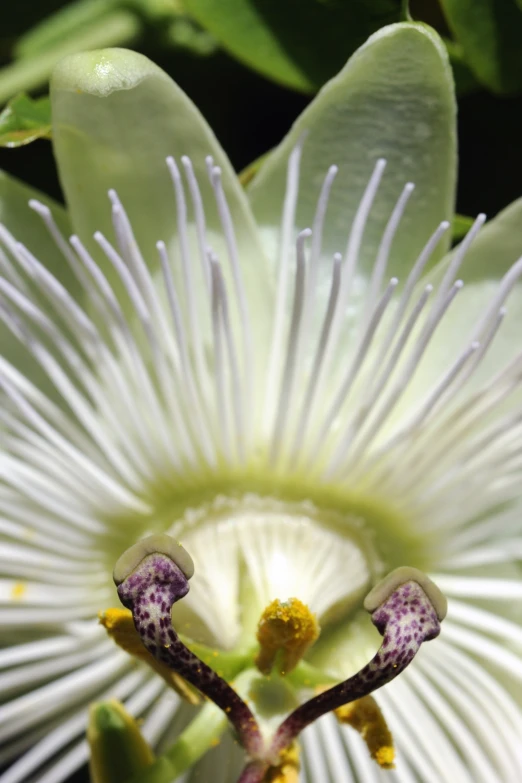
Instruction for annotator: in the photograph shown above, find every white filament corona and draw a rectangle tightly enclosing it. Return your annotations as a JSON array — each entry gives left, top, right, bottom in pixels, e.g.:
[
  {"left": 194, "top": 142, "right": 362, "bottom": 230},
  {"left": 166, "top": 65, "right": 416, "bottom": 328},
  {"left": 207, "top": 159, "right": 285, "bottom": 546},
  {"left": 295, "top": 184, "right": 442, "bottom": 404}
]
[{"left": 0, "top": 147, "right": 521, "bottom": 783}]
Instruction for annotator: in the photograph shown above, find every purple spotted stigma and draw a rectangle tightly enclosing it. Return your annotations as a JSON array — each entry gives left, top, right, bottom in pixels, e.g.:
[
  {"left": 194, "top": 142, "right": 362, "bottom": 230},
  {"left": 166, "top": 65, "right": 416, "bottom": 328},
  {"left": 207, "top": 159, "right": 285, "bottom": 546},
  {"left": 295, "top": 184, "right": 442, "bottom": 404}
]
[
  {"left": 268, "top": 579, "right": 441, "bottom": 759},
  {"left": 116, "top": 552, "right": 264, "bottom": 758}
]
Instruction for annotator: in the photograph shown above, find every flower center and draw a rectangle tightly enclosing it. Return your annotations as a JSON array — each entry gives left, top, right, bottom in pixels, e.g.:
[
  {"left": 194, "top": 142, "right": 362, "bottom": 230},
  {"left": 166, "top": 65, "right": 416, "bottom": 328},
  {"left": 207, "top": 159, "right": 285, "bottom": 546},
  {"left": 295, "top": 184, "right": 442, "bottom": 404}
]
[
  {"left": 157, "top": 494, "right": 379, "bottom": 652},
  {"left": 112, "top": 537, "right": 445, "bottom": 781}
]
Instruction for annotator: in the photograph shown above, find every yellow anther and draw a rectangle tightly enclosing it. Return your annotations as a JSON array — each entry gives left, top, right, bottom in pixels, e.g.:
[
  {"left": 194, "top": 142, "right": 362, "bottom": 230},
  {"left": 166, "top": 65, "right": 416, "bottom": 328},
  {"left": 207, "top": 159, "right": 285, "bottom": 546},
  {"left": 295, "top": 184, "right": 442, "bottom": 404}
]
[
  {"left": 255, "top": 598, "right": 320, "bottom": 676},
  {"left": 99, "top": 608, "right": 199, "bottom": 705},
  {"left": 334, "top": 695, "right": 395, "bottom": 769},
  {"left": 10, "top": 582, "right": 27, "bottom": 600},
  {"left": 265, "top": 744, "right": 300, "bottom": 783}
]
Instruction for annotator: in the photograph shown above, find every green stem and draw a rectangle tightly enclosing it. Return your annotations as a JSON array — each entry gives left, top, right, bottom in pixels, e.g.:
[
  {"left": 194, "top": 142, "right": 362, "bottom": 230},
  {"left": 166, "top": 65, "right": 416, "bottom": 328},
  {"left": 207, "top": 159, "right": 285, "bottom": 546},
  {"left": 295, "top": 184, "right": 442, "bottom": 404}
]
[
  {"left": 181, "top": 635, "right": 252, "bottom": 680},
  {"left": 127, "top": 669, "right": 257, "bottom": 783}
]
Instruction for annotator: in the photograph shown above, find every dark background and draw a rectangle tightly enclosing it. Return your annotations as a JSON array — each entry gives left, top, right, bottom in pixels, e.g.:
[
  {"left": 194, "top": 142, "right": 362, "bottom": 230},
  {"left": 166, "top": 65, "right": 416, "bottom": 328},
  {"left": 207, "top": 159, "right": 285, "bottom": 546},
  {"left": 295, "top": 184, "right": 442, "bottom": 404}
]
[{"left": 1, "top": 0, "right": 522, "bottom": 222}]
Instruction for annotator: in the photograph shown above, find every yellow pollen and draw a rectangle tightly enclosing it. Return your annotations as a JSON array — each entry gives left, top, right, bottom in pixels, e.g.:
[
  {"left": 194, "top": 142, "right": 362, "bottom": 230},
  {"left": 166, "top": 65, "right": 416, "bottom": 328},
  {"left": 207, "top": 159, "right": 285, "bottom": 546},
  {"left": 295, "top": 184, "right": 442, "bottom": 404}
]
[
  {"left": 10, "top": 582, "right": 27, "bottom": 600},
  {"left": 334, "top": 695, "right": 395, "bottom": 769},
  {"left": 264, "top": 744, "right": 300, "bottom": 782},
  {"left": 98, "top": 608, "right": 199, "bottom": 705},
  {"left": 255, "top": 598, "right": 320, "bottom": 676}
]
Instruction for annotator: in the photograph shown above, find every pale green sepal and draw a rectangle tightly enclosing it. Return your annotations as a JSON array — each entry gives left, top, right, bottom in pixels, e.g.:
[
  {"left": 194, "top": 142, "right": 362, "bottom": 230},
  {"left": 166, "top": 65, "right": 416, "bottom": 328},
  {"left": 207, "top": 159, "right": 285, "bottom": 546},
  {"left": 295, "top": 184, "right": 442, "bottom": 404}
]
[
  {"left": 88, "top": 700, "right": 155, "bottom": 783},
  {"left": 0, "top": 170, "right": 72, "bottom": 276},
  {"left": 394, "top": 199, "right": 522, "bottom": 419},
  {"left": 440, "top": 198, "right": 522, "bottom": 382},
  {"left": 50, "top": 48, "right": 272, "bottom": 338},
  {"left": 0, "top": 171, "right": 81, "bottom": 389},
  {"left": 248, "top": 23, "right": 457, "bottom": 290},
  {"left": 453, "top": 199, "right": 522, "bottom": 282}
]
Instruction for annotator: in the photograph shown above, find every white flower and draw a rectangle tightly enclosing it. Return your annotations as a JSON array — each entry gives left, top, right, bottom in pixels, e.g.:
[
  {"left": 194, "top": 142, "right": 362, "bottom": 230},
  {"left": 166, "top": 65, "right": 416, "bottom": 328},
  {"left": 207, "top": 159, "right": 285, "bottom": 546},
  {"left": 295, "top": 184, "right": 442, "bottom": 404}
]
[{"left": 0, "top": 21, "right": 522, "bottom": 783}]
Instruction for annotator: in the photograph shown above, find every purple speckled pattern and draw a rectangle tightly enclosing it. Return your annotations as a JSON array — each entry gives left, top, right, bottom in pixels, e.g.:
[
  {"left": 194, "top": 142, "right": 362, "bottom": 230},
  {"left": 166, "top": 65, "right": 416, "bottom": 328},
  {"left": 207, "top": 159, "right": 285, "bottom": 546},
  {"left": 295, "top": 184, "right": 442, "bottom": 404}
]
[
  {"left": 236, "top": 760, "right": 269, "bottom": 783},
  {"left": 269, "top": 580, "right": 441, "bottom": 756},
  {"left": 117, "top": 553, "right": 263, "bottom": 757}
]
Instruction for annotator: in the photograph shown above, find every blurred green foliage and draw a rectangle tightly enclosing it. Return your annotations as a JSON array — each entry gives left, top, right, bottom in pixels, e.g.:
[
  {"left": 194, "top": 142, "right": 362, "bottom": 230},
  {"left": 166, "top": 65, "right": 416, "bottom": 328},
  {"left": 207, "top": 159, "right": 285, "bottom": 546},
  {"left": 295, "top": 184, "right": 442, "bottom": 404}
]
[
  {"left": 440, "top": 0, "right": 522, "bottom": 94},
  {"left": 0, "top": 93, "right": 51, "bottom": 146},
  {"left": 2, "top": 0, "right": 522, "bottom": 121},
  {"left": 182, "top": 0, "right": 408, "bottom": 92},
  {"left": 1, "top": 0, "right": 522, "bottom": 227}
]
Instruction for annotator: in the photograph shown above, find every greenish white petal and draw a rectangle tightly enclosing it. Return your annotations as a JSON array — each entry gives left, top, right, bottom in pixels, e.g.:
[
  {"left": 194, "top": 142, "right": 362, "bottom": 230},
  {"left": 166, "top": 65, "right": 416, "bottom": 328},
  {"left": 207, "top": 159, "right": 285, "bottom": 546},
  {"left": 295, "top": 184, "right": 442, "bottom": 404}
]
[
  {"left": 50, "top": 48, "right": 272, "bottom": 333},
  {"left": 248, "top": 23, "right": 456, "bottom": 297}
]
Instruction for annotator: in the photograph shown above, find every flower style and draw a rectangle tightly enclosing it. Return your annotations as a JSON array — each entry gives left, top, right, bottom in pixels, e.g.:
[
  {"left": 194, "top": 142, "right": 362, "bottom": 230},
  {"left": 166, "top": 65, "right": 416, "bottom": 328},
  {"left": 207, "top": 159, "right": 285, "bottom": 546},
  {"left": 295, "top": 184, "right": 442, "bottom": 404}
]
[{"left": 0, "top": 20, "right": 522, "bottom": 783}]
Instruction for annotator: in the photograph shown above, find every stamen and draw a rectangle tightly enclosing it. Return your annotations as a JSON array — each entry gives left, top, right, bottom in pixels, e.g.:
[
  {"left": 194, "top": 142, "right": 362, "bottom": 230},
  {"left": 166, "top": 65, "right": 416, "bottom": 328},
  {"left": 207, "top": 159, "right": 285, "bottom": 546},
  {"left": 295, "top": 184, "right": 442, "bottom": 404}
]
[
  {"left": 317, "top": 276, "right": 399, "bottom": 475},
  {"left": 363, "top": 182, "right": 415, "bottom": 327},
  {"left": 115, "top": 535, "right": 264, "bottom": 757},
  {"left": 290, "top": 253, "right": 341, "bottom": 461},
  {"left": 319, "top": 158, "right": 387, "bottom": 382},
  {"left": 331, "top": 283, "right": 433, "bottom": 467},
  {"left": 95, "top": 228, "right": 190, "bottom": 472},
  {"left": 270, "top": 229, "right": 310, "bottom": 463},
  {"left": 165, "top": 156, "right": 209, "bottom": 406},
  {"left": 374, "top": 340, "right": 481, "bottom": 458},
  {"left": 334, "top": 695, "right": 395, "bottom": 769},
  {"left": 156, "top": 239, "right": 216, "bottom": 465},
  {"left": 210, "top": 254, "right": 232, "bottom": 461},
  {"left": 267, "top": 568, "right": 445, "bottom": 758},
  {"left": 431, "top": 213, "right": 485, "bottom": 314},
  {"left": 28, "top": 200, "right": 94, "bottom": 293},
  {"left": 207, "top": 160, "right": 252, "bottom": 371},
  {"left": 364, "top": 220, "right": 450, "bottom": 395},
  {"left": 305, "top": 165, "right": 338, "bottom": 324},
  {"left": 296, "top": 160, "right": 393, "bottom": 459},
  {"left": 264, "top": 137, "right": 305, "bottom": 428},
  {"left": 108, "top": 191, "right": 157, "bottom": 313},
  {"left": 214, "top": 256, "right": 245, "bottom": 463},
  {"left": 342, "top": 279, "right": 464, "bottom": 477},
  {"left": 180, "top": 155, "right": 211, "bottom": 291},
  {"left": 255, "top": 598, "right": 319, "bottom": 676},
  {"left": 470, "top": 255, "right": 522, "bottom": 342},
  {"left": 341, "top": 159, "right": 387, "bottom": 300}
]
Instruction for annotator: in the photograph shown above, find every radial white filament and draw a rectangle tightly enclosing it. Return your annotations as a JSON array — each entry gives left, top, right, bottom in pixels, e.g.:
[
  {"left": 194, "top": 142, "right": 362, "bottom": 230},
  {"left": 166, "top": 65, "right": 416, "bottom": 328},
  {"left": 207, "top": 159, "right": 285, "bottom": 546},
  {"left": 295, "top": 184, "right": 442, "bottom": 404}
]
[
  {"left": 259, "top": 142, "right": 522, "bottom": 528},
  {"left": 0, "top": 145, "right": 522, "bottom": 783}
]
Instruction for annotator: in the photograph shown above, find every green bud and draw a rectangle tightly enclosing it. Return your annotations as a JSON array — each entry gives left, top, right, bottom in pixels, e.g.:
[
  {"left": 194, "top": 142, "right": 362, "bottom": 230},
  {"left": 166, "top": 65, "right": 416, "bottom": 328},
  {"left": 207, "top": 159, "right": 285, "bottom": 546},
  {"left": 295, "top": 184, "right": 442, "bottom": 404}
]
[{"left": 87, "top": 700, "right": 155, "bottom": 783}]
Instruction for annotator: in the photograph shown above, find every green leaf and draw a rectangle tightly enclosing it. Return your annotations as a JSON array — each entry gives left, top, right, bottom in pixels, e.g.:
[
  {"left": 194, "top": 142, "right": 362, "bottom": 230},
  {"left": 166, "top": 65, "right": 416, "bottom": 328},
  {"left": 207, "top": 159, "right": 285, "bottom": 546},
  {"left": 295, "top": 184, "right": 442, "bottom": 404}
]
[
  {"left": 440, "top": 0, "right": 522, "bottom": 94},
  {"left": 0, "top": 93, "right": 51, "bottom": 147},
  {"left": 452, "top": 213, "right": 475, "bottom": 241},
  {"left": 14, "top": 0, "right": 120, "bottom": 59},
  {"left": 182, "top": 0, "right": 407, "bottom": 93},
  {"left": 444, "top": 39, "right": 480, "bottom": 96},
  {"left": 0, "top": 10, "right": 140, "bottom": 105}
]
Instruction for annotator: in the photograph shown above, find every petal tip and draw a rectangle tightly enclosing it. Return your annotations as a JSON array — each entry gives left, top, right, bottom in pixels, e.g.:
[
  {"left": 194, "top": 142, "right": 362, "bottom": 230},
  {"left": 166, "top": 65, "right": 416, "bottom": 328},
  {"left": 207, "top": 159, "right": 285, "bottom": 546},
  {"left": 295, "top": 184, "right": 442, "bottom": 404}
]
[{"left": 51, "top": 47, "right": 166, "bottom": 98}]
